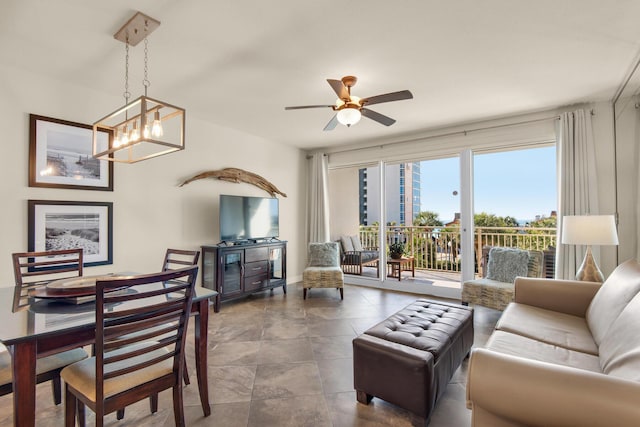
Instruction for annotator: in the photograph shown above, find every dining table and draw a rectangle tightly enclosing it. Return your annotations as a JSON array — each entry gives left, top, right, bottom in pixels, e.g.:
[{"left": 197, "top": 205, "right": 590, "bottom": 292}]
[{"left": 0, "top": 279, "right": 217, "bottom": 427}]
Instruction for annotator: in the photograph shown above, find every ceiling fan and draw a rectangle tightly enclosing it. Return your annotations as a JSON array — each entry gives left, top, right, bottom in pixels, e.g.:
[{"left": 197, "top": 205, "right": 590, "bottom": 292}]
[{"left": 284, "top": 76, "right": 413, "bottom": 131}]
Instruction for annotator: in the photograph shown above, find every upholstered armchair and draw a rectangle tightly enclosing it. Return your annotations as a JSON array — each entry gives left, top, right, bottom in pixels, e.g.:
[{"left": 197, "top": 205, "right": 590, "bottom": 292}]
[
  {"left": 302, "top": 242, "right": 344, "bottom": 300},
  {"left": 462, "top": 246, "right": 543, "bottom": 310}
]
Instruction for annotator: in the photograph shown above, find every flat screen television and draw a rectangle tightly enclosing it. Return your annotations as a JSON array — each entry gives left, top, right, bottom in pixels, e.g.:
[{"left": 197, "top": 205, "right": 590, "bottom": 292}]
[{"left": 219, "top": 194, "right": 279, "bottom": 242}]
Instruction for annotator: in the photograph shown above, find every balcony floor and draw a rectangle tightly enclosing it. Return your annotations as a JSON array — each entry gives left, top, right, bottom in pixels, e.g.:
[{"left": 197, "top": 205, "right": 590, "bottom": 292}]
[{"left": 351, "top": 266, "right": 464, "bottom": 289}]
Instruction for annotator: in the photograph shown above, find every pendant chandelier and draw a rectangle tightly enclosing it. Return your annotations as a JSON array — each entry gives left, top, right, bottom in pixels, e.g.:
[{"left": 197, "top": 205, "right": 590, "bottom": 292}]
[{"left": 93, "top": 12, "right": 185, "bottom": 163}]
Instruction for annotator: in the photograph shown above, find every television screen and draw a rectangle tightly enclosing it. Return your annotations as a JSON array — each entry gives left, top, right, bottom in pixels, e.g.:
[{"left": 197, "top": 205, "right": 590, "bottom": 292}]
[{"left": 219, "top": 195, "right": 279, "bottom": 242}]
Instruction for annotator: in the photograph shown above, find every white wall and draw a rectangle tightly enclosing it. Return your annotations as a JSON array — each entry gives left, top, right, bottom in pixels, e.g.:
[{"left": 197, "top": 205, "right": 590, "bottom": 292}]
[{"left": 0, "top": 64, "right": 307, "bottom": 286}]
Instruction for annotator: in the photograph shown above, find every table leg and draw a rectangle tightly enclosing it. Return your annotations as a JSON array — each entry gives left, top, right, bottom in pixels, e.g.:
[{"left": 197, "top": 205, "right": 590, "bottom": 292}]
[
  {"left": 194, "top": 299, "right": 211, "bottom": 416},
  {"left": 11, "top": 341, "right": 37, "bottom": 427},
  {"left": 411, "top": 259, "right": 415, "bottom": 277}
]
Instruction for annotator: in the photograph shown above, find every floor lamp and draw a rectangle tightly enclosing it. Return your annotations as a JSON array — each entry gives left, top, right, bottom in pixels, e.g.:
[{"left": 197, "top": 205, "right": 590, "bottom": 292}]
[{"left": 561, "top": 215, "right": 619, "bottom": 282}]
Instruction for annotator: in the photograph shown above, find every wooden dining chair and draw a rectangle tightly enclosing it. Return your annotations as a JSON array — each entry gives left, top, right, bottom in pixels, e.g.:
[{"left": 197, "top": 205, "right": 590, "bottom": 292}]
[
  {"left": 6, "top": 249, "right": 88, "bottom": 405},
  {"left": 12, "top": 248, "right": 84, "bottom": 312},
  {"left": 162, "top": 248, "right": 200, "bottom": 272},
  {"left": 162, "top": 249, "right": 199, "bottom": 384},
  {"left": 114, "top": 249, "right": 201, "bottom": 421},
  {"left": 61, "top": 266, "right": 199, "bottom": 427}
]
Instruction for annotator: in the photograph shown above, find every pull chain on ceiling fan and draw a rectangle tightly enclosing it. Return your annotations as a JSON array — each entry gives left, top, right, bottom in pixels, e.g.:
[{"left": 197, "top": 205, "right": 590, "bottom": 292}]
[{"left": 285, "top": 76, "right": 413, "bottom": 131}]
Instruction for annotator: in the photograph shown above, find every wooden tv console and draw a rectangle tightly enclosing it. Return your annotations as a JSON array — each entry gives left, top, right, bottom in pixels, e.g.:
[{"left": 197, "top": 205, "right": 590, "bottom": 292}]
[{"left": 201, "top": 240, "right": 287, "bottom": 312}]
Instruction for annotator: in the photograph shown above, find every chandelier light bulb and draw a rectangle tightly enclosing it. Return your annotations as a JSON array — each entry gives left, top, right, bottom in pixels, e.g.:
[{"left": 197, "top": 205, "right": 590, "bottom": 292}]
[
  {"left": 142, "top": 116, "right": 151, "bottom": 139},
  {"left": 120, "top": 125, "right": 129, "bottom": 146},
  {"left": 337, "top": 107, "right": 361, "bottom": 127},
  {"left": 130, "top": 120, "right": 140, "bottom": 141},
  {"left": 152, "top": 111, "right": 163, "bottom": 137}
]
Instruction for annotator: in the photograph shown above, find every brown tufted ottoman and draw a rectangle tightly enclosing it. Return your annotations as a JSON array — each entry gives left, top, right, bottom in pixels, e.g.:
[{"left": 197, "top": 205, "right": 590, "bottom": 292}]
[{"left": 353, "top": 299, "right": 474, "bottom": 425}]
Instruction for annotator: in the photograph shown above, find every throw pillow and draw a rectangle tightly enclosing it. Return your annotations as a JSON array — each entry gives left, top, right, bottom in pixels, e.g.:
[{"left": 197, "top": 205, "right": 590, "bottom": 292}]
[
  {"left": 340, "top": 235, "right": 355, "bottom": 252},
  {"left": 351, "top": 235, "right": 364, "bottom": 252},
  {"left": 486, "top": 247, "right": 529, "bottom": 283},
  {"left": 309, "top": 242, "right": 339, "bottom": 267}
]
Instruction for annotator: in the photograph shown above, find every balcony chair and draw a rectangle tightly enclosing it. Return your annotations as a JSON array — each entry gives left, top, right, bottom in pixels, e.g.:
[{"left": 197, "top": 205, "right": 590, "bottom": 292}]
[
  {"left": 61, "top": 266, "right": 199, "bottom": 427},
  {"left": 461, "top": 246, "right": 543, "bottom": 310},
  {"left": 303, "top": 242, "right": 344, "bottom": 300},
  {"left": 338, "top": 235, "right": 379, "bottom": 276},
  {"left": 6, "top": 249, "right": 89, "bottom": 405}
]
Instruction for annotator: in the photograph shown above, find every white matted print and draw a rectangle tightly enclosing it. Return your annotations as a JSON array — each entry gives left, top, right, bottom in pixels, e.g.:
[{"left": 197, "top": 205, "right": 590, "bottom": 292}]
[
  {"left": 28, "top": 200, "right": 113, "bottom": 267},
  {"left": 29, "top": 114, "right": 113, "bottom": 190}
]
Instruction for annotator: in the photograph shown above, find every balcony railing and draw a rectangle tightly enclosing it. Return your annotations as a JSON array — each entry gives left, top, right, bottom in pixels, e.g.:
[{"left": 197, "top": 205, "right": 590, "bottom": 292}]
[{"left": 360, "top": 225, "right": 556, "bottom": 276}]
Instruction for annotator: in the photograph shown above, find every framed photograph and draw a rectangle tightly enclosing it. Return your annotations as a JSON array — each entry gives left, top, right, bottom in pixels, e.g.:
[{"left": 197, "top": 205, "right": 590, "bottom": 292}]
[
  {"left": 29, "top": 114, "right": 113, "bottom": 191},
  {"left": 28, "top": 200, "right": 113, "bottom": 267}
]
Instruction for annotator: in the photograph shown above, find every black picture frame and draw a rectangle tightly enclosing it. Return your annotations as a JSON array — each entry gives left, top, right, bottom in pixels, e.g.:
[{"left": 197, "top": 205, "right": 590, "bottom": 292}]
[
  {"left": 28, "top": 200, "right": 113, "bottom": 267},
  {"left": 29, "top": 114, "right": 113, "bottom": 191}
]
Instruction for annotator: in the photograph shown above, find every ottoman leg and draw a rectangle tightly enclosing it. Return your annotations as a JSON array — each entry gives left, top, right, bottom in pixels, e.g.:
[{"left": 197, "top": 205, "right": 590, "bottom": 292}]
[
  {"left": 356, "top": 390, "right": 373, "bottom": 405},
  {"left": 303, "top": 288, "right": 307, "bottom": 300}
]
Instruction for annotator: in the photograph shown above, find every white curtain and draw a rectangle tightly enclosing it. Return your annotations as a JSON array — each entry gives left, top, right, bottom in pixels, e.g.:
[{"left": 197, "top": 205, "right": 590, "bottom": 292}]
[
  {"left": 556, "top": 109, "right": 600, "bottom": 279},
  {"left": 307, "top": 153, "right": 330, "bottom": 243}
]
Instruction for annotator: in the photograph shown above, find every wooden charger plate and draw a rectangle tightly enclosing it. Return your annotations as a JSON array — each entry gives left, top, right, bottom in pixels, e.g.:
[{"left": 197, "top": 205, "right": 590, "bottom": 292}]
[{"left": 30, "top": 275, "right": 132, "bottom": 299}]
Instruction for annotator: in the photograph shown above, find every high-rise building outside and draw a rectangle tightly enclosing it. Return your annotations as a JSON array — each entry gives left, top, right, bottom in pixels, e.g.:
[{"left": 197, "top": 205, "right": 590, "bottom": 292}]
[{"left": 359, "top": 163, "right": 421, "bottom": 226}]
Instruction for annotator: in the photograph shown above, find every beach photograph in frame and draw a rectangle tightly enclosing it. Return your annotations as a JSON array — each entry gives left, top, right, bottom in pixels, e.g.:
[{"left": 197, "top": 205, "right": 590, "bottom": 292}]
[
  {"left": 29, "top": 114, "right": 113, "bottom": 190},
  {"left": 28, "top": 200, "right": 113, "bottom": 267}
]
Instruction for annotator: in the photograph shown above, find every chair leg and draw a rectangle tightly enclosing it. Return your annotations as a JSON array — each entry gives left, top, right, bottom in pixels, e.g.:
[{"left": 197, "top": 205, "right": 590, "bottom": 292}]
[
  {"left": 52, "top": 375, "right": 62, "bottom": 405},
  {"left": 150, "top": 393, "right": 159, "bottom": 413},
  {"left": 116, "top": 408, "right": 124, "bottom": 420},
  {"left": 183, "top": 360, "right": 190, "bottom": 385},
  {"left": 77, "top": 401, "right": 86, "bottom": 427},
  {"left": 339, "top": 288, "right": 344, "bottom": 300},
  {"left": 64, "top": 385, "right": 76, "bottom": 427},
  {"left": 303, "top": 288, "right": 307, "bottom": 300},
  {"left": 173, "top": 385, "right": 186, "bottom": 427}
]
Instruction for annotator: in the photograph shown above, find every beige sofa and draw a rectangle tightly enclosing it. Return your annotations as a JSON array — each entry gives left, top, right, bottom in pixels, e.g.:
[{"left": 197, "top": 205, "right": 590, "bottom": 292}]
[{"left": 466, "top": 259, "right": 640, "bottom": 426}]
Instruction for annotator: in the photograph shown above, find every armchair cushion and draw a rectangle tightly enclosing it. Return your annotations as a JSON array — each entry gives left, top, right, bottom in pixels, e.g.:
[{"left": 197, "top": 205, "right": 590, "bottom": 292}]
[
  {"left": 485, "top": 247, "right": 529, "bottom": 283},
  {"left": 340, "top": 236, "right": 354, "bottom": 253},
  {"left": 351, "top": 235, "right": 364, "bottom": 252}
]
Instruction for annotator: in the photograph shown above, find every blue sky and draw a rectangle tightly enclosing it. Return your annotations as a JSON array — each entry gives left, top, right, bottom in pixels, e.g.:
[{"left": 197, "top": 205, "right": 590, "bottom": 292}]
[{"left": 419, "top": 146, "right": 557, "bottom": 223}]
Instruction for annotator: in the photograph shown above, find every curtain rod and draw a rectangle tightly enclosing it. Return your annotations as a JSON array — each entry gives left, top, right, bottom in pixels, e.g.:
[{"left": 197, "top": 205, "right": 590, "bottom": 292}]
[{"left": 321, "top": 114, "right": 561, "bottom": 157}]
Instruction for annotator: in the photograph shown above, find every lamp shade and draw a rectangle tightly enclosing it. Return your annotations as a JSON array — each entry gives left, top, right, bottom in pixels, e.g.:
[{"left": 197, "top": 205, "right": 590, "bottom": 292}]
[{"left": 561, "top": 215, "right": 619, "bottom": 246}]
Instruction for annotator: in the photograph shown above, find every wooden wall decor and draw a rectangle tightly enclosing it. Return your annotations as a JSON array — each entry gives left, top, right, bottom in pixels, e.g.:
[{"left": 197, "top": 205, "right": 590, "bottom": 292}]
[{"left": 179, "top": 167, "right": 287, "bottom": 198}]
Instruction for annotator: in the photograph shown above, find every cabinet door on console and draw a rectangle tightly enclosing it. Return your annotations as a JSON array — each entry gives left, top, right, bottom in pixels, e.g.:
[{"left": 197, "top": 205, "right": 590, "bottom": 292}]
[{"left": 221, "top": 250, "right": 243, "bottom": 297}]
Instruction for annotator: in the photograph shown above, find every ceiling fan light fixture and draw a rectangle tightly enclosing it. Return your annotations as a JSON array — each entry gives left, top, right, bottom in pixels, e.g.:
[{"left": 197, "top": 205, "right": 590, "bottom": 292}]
[{"left": 337, "top": 107, "right": 361, "bottom": 127}]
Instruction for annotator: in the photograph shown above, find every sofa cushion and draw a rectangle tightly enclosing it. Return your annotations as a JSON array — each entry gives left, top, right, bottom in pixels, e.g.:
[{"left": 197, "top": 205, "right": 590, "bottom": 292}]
[
  {"left": 598, "top": 292, "right": 640, "bottom": 381},
  {"left": 496, "top": 303, "right": 598, "bottom": 355},
  {"left": 485, "top": 330, "right": 602, "bottom": 373},
  {"left": 340, "top": 235, "right": 354, "bottom": 252},
  {"left": 486, "top": 247, "right": 529, "bottom": 283},
  {"left": 586, "top": 259, "right": 640, "bottom": 345}
]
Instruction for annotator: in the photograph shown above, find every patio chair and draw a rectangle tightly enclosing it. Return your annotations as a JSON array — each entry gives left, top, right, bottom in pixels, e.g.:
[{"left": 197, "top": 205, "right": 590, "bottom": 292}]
[
  {"left": 303, "top": 242, "right": 344, "bottom": 300},
  {"left": 461, "top": 246, "right": 543, "bottom": 310},
  {"left": 338, "top": 235, "right": 379, "bottom": 276},
  {"left": 61, "top": 266, "right": 198, "bottom": 427},
  {"left": 7, "top": 249, "right": 88, "bottom": 405}
]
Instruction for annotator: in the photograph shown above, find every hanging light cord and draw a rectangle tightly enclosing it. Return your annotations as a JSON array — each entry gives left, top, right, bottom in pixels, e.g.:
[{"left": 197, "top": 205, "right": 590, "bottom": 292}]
[
  {"left": 123, "top": 35, "right": 131, "bottom": 105},
  {"left": 143, "top": 22, "right": 150, "bottom": 97}
]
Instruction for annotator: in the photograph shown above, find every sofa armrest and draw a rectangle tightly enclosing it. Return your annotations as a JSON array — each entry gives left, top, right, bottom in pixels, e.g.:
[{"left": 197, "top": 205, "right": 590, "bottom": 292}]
[
  {"left": 467, "top": 348, "right": 640, "bottom": 427},
  {"left": 513, "top": 277, "right": 601, "bottom": 317}
]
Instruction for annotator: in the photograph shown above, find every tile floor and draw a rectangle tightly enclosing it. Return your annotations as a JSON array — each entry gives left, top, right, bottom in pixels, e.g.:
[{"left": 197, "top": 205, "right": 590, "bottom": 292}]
[{"left": 0, "top": 283, "right": 501, "bottom": 427}]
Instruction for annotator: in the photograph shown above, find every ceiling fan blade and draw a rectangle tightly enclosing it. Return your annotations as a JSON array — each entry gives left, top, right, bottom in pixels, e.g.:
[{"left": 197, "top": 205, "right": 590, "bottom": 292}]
[
  {"left": 327, "top": 79, "right": 349, "bottom": 100},
  {"left": 361, "top": 108, "right": 396, "bottom": 126},
  {"left": 285, "top": 105, "right": 333, "bottom": 110},
  {"left": 323, "top": 114, "right": 339, "bottom": 131},
  {"left": 361, "top": 90, "right": 413, "bottom": 106}
]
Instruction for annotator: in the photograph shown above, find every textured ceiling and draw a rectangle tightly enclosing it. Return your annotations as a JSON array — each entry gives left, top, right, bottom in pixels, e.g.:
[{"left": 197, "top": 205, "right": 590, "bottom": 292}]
[{"left": 2, "top": 0, "right": 640, "bottom": 150}]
